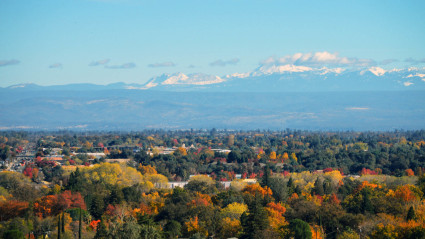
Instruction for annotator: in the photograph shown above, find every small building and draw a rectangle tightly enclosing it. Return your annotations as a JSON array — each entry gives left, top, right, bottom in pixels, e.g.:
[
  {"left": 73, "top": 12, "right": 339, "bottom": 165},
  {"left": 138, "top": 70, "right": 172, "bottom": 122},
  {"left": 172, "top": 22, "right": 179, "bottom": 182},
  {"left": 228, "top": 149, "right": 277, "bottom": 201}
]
[
  {"left": 220, "top": 181, "right": 232, "bottom": 188},
  {"left": 243, "top": 178, "right": 257, "bottom": 184},
  {"left": 168, "top": 181, "right": 189, "bottom": 189},
  {"left": 104, "top": 158, "right": 131, "bottom": 164}
]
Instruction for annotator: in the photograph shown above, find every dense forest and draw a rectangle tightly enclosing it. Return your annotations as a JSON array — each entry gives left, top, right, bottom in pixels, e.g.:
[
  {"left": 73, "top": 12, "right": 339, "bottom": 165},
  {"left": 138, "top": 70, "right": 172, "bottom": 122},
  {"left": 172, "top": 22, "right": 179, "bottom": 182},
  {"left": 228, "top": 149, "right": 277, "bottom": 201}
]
[{"left": 1, "top": 130, "right": 425, "bottom": 238}]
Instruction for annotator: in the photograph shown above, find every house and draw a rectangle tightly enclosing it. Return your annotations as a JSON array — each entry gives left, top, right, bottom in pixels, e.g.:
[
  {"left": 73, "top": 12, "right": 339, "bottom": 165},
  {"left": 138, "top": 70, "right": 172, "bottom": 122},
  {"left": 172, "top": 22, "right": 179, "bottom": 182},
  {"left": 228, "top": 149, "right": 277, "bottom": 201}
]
[{"left": 168, "top": 181, "right": 189, "bottom": 189}]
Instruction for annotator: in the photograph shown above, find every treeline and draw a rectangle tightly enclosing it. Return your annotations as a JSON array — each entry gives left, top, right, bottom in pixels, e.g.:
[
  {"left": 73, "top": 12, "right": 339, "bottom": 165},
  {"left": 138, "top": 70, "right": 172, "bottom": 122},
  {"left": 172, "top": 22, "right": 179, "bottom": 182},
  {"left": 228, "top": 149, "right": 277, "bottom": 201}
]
[{"left": 21, "top": 129, "right": 425, "bottom": 178}]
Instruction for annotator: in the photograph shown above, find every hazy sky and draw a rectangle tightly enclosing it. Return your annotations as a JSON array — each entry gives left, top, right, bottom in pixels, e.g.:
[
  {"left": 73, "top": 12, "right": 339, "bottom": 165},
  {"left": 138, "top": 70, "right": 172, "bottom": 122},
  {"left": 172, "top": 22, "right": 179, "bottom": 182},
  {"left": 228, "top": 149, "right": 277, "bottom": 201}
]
[{"left": 1, "top": 0, "right": 425, "bottom": 87}]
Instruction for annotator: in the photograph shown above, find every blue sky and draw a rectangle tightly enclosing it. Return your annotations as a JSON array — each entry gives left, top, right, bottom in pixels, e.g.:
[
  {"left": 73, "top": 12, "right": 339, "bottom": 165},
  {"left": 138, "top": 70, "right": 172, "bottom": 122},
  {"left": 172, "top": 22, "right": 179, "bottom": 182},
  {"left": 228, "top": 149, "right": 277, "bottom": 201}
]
[{"left": 1, "top": 0, "right": 425, "bottom": 87}]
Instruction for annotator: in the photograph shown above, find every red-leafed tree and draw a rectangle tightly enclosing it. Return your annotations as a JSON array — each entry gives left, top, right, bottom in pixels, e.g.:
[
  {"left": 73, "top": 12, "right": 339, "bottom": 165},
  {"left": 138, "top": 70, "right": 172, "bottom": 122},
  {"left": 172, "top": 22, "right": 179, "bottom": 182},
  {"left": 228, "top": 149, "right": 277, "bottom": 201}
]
[
  {"left": 23, "top": 166, "right": 34, "bottom": 178},
  {"left": 57, "top": 190, "right": 86, "bottom": 210},
  {"left": 323, "top": 168, "right": 333, "bottom": 173},
  {"left": 360, "top": 168, "right": 377, "bottom": 176}
]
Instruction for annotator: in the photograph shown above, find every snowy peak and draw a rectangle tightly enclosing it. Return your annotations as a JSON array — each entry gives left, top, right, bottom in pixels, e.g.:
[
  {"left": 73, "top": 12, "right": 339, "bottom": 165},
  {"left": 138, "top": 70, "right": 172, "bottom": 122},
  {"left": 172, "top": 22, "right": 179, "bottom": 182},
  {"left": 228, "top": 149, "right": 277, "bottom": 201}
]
[
  {"left": 253, "top": 64, "right": 313, "bottom": 76},
  {"left": 142, "top": 73, "right": 225, "bottom": 89},
  {"left": 7, "top": 83, "right": 40, "bottom": 89},
  {"left": 366, "top": 67, "right": 386, "bottom": 76}
]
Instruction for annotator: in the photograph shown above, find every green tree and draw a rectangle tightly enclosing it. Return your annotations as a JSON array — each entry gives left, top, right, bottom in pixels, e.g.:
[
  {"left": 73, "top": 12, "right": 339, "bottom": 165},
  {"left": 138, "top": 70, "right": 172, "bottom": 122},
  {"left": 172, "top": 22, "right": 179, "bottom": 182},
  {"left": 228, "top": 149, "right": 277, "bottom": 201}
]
[
  {"left": 269, "top": 176, "right": 288, "bottom": 202},
  {"left": 240, "top": 195, "right": 269, "bottom": 239},
  {"left": 94, "top": 219, "right": 108, "bottom": 239},
  {"left": 164, "top": 220, "right": 182, "bottom": 239},
  {"left": 89, "top": 194, "right": 105, "bottom": 220},
  {"left": 361, "top": 188, "right": 374, "bottom": 214},
  {"left": 119, "top": 218, "right": 142, "bottom": 239},
  {"left": 136, "top": 213, "right": 163, "bottom": 238},
  {"left": 57, "top": 215, "right": 61, "bottom": 239},
  {"left": 260, "top": 165, "right": 271, "bottom": 188},
  {"left": 287, "top": 177, "right": 295, "bottom": 196},
  {"left": 313, "top": 178, "right": 324, "bottom": 196},
  {"left": 323, "top": 178, "right": 333, "bottom": 195},
  {"left": 3, "top": 230, "right": 24, "bottom": 239},
  {"left": 288, "top": 219, "right": 312, "bottom": 239},
  {"left": 418, "top": 174, "right": 425, "bottom": 198},
  {"left": 107, "top": 185, "right": 124, "bottom": 205},
  {"left": 78, "top": 208, "right": 82, "bottom": 239},
  {"left": 406, "top": 206, "right": 416, "bottom": 221},
  {"left": 61, "top": 211, "right": 65, "bottom": 233},
  {"left": 67, "top": 168, "right": 83, "bottom": 192}
]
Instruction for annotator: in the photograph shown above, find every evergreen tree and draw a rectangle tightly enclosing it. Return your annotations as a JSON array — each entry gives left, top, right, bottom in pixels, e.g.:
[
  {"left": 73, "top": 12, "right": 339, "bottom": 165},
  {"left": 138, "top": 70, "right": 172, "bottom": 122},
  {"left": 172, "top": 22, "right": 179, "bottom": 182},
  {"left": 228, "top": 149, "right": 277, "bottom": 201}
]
[
  {"left": 294, "top": 185, "right": 302, "bottom": 196},
  {"left": 287, "top": 177, "right": 295, "bottom": 196},
  {"left": 289, "top": 219, "right": 312, "bottom": 239},
  {"left": 418, "top": 174, "right": 425, "bottom": 198},
  {"left": 94, "top": 219, "right": 108, "bottom": 239},
  {"left": 67, "top": 167, "right": 83, "bottom": 192},
  {"left": 120, "top": 218, "right": 142, "bottom": 239},
  {"left": 107, "top": 185, "right": 124, "bottom": 205},
  {"left": 406, "top": 206, "right": 416, "bottom": 221},
  {"left": 240, "top": 195, "right": 269, "bottom": 239},
  {"left": 78, "top": 208, "right": 82, "bottom": 239},
  {"left": 3, "top": 230, "right": 24, "bottom": 239},
  {"left": 164, "top": 220, "right": 182, "bottom": 239},
  {"left": 269, "top": 177, "right": 288, "bottom": 202},
  {"left": 260, "top": 165, "right": 271, "bottom": 188},
  {"left": 323, "top": 179, "right": 333, "bottom": 195},
  {"left": 90, "top": 194, "right": 105, "bottom": 220},
  {"left": 361, "top": 188, "right": 374, "bottom": 214},
  {"left": 313, "top": 178, "right": 324, "bottom": 196},
  {"left": 57, "top": 215, "right": 61, "bottom": 239},
  {"left": 61, "top": 211, "right": 65, "bottom": 233}
]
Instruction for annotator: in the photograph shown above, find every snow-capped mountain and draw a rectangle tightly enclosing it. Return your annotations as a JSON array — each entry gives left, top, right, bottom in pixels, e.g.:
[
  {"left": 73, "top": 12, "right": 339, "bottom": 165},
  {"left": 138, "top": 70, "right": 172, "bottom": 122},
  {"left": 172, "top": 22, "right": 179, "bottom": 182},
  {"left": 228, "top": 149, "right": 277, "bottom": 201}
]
[
  {"left": 133, "top": 65, "right": 425, "bottom": 92},
  {"left": 3, "top": 66, "right": 425, "bottom": 92},
  {"left": 136, "top": 73, "right": 225, "bottom": 89}
]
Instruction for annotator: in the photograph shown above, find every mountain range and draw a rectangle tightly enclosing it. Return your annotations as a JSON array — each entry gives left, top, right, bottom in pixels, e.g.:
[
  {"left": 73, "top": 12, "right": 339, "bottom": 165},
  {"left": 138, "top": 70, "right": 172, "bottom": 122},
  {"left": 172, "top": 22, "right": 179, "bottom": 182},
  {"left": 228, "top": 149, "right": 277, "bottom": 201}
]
[
  {"left": 5, "top": 65, "right": 425, "bottom": 92},
  {"left": 1, "top": 65, "right": 424, "bottom": 131}
]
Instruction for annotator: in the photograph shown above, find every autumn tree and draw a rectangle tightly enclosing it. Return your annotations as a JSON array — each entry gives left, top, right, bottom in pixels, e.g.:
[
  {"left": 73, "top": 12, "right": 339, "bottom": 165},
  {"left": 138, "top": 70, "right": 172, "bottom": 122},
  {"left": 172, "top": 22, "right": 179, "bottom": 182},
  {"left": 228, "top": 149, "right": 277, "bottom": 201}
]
[
  {"left": 57, "top": 190, "right": 86, "bottom": 210},
  {"left": 0, "top": 200, "right": 29, "bottom": 221},
  {"left": 221, "top": 202, "right": 248, "bottom": 219}
]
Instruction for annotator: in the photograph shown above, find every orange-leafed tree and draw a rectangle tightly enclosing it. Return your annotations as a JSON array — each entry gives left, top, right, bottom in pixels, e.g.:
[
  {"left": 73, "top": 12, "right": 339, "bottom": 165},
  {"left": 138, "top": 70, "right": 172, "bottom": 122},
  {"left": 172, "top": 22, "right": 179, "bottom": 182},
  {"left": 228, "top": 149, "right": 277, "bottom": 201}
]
[
  {"left": 188, "top": 192, "right": 212, "bottom": 208},
  {"left": 328, "top": 193, "right": 341, "bottom": 205},
  {"left": 310, "top": 225, "right": 324, "bottom": 239},
  {"left": 175, "top": 147, "right": 187, "bottom": 156},
  {"left": 357, "top": 181, "right": 381, "bottom": 191},
  {"left": 218, "top": 217, "right": 242, "bottom": 239},
  {"left": 265, "top": 202, "right": 287, "bottom": 232},
  {"left": 34, "top": 195, "right": 60, "bottom": 217},
  {"left": 185, "top": 216, "right": 207, "bottom": 237},
  {"left": 269, "top": 151, "right": 277, "bottom": 160},
  {"left": 138, "top": 164, "right": 157, "bottom": 175},
  {"left": 89, "top": 219, "right": 101, "bottom": 230},
  {"left": 0, "top": 200, "right": 29, "bottom": 221},
  {"left": 405, "top": 169, "right": 415, "bottom": 176},
  {"left": 242, "top": 183, "right": 273, "bottom": 198},
  {"left": 282, "top": 152, "right": 289, "bottom": 162},
  {"left": 394, "top": 185, "right": 417, "bottom": 202}
]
